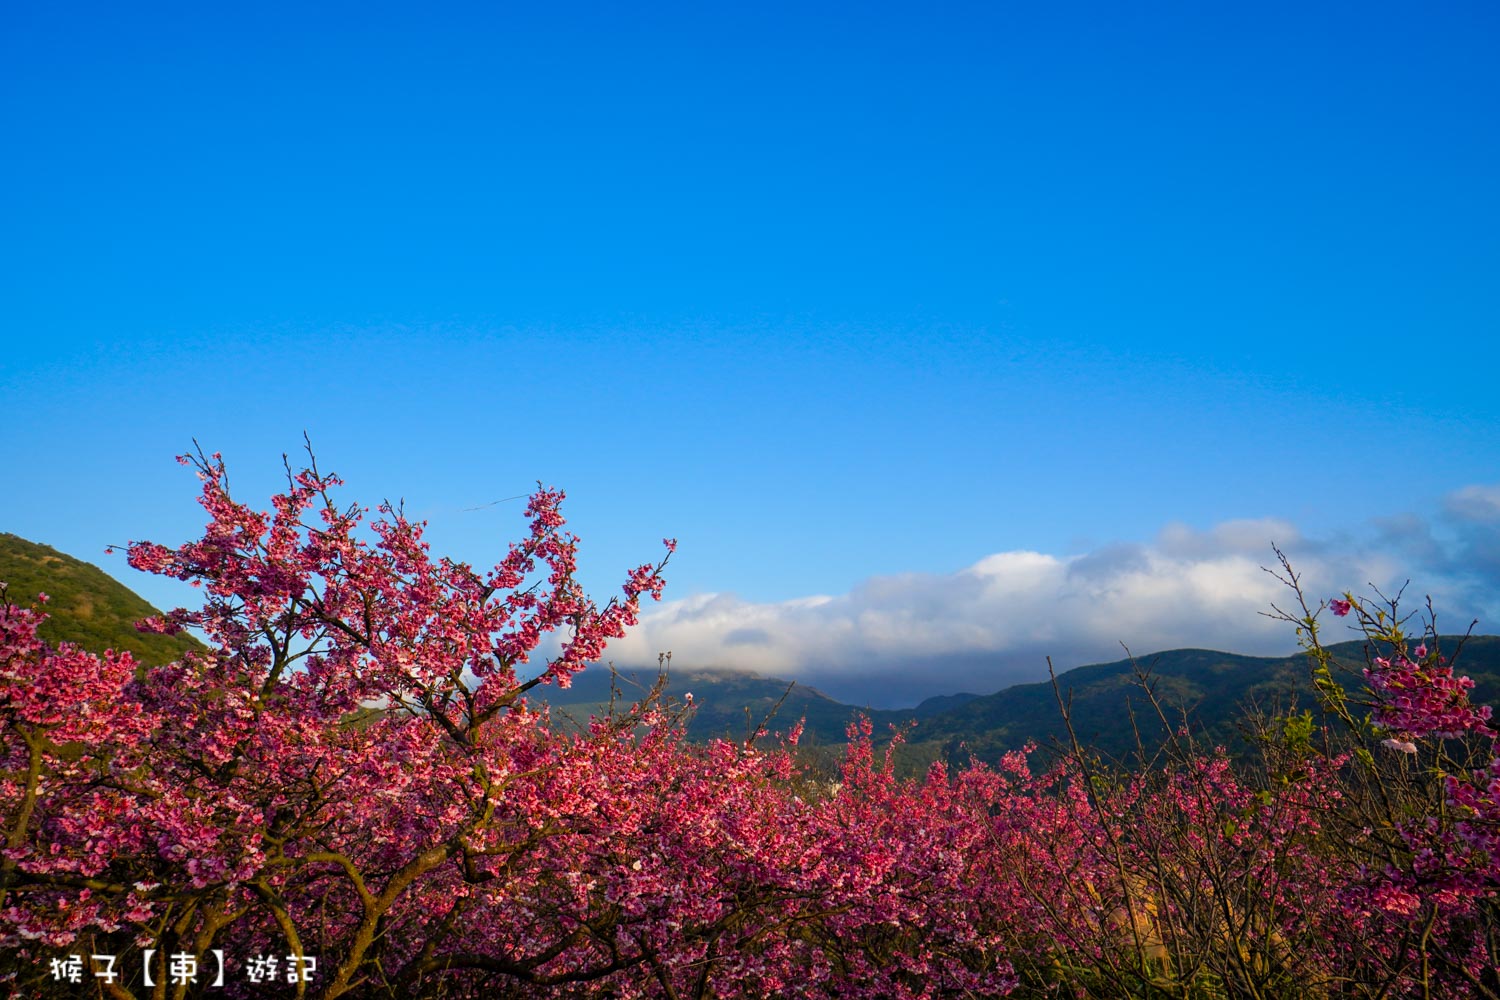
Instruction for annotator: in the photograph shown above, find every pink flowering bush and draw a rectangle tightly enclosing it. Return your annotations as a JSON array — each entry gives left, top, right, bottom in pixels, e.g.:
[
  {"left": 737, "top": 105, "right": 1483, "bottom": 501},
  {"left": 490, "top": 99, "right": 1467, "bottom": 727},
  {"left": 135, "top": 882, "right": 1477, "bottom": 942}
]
[
  {"left": 3, "top": 454, "right": 1498, "bottom": 997},
  {"left": 1261, "top": 556, "right": 1500, "bottom": 996}
]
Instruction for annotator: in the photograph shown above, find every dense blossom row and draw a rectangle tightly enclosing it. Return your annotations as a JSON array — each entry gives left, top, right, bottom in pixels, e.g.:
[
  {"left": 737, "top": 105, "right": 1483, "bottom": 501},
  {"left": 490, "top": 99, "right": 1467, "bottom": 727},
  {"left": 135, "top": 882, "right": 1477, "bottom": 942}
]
[{"left": 2, "top": 454, "right": 1497, "bottom": 997}]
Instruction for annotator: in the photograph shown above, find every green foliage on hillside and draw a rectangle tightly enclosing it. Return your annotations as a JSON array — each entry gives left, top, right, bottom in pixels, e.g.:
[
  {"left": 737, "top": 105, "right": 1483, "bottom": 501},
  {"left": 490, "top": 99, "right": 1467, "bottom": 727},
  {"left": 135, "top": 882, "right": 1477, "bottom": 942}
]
[
  {"left": 0, "top": 533, "right": 201, "bottom": 667},
  {"left": 547, "top": 666, "right": 875, "bottom": 744},
  {"left": 908, "top": 648, "right": 1304, "bottom": 762}
]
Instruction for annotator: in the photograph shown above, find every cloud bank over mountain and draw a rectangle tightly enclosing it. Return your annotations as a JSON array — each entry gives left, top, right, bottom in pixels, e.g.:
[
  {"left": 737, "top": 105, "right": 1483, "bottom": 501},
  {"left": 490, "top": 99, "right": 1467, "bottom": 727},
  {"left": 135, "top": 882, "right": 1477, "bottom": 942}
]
[{"left": 604, "top": 485, "right": 1500, "bottom": 706}]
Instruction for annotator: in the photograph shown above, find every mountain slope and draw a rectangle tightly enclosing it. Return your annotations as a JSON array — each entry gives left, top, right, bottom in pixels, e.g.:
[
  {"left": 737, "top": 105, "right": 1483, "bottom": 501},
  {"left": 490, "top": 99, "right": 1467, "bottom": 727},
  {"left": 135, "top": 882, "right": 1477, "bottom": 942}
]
[
  {"left": 529, "top": 665, "right": 863, "bottom": 746},
  {"left": 0, "top": 533, "right": 201, "bottom": 667},
  {"left": 892, "top": 635, "right": 1500, "bottom": 765}
]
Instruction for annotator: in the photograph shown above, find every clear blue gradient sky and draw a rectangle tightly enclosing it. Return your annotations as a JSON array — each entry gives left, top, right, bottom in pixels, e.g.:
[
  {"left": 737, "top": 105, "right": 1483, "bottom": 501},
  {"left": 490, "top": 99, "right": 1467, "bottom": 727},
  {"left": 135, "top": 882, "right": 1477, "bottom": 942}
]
[{"left": 4, "top": 2, "right": 1498, "bottom": 703}]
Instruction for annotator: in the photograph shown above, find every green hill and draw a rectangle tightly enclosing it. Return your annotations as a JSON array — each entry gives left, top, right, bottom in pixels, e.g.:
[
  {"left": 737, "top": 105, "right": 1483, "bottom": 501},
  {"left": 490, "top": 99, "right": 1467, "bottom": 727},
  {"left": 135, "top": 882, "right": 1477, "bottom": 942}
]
[
  {"left": 0, "top": 533, "right": 201, "bottom": 667},
  {"left": 531, "top": 665, "right": 861, "bottom": 745}
]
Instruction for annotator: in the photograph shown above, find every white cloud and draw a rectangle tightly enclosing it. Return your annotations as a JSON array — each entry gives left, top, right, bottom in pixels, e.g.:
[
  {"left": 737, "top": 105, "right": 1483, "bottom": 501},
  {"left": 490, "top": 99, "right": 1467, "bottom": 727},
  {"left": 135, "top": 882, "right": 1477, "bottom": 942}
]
[
  {"left": 1445, "top": 485, "right": 1500, "bottom": 524},
  {"left": 600, "top": 486, "right": 1500, "bottom": 706}
]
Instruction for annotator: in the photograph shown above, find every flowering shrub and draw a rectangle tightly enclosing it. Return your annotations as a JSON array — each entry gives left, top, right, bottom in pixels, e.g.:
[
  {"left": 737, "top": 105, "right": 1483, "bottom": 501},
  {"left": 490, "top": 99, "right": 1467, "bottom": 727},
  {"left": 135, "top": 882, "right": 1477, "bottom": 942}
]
[{"left": 2, "top": 454, "right": 1498, "bottom": 997}]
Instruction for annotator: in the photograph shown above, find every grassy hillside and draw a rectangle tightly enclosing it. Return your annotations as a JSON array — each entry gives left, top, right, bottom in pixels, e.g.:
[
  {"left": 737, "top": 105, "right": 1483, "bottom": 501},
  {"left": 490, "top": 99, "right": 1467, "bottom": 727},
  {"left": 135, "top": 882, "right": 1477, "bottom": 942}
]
[{"left": 0, "top": 533, "right": 201, "bottom": 667}]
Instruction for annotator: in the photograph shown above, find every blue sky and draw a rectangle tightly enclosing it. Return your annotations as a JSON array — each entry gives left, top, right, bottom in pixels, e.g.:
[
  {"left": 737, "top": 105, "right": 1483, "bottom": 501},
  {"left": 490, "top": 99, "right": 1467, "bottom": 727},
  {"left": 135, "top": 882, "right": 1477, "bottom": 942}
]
[{"left": 4, "top": 2, "right": 1498, "bottom": 703}]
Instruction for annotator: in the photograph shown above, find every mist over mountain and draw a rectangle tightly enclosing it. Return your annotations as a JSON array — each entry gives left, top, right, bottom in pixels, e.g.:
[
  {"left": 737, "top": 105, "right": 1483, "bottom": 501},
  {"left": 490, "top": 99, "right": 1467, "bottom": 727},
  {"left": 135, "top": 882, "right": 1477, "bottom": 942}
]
[{"left": 601, "top": 489, "right": 1500, "bottom": 707}]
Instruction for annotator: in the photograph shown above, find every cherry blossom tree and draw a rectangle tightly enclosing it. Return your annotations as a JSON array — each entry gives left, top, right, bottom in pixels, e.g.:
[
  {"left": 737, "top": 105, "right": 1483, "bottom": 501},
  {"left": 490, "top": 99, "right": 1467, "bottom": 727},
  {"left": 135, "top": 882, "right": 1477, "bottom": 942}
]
[{"left": 2, "top": 448, "right": 682, "bottom": 997}]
